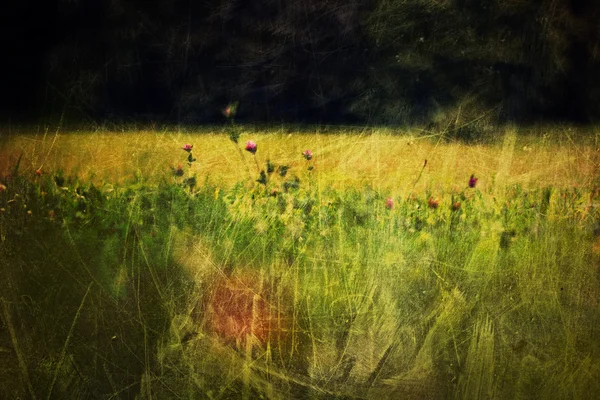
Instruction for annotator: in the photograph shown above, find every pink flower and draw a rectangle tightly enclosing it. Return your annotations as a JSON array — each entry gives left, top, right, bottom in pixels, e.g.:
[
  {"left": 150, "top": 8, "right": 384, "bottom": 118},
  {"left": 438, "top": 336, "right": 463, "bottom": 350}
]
[
  {"left": 303, "top": 150, "right": 313, "bottom": 160},
  {"left": 245, "top": 141, "right": 257, "bottom": 154},
  {"left": 182, "top": 144, "right": 193, "bottom": 152},
  {"left": 222, "top": 102, "right": 238, "bottom": 118},
  {"left": 385, "top": 198, "right": 394, "bottom": 209},
  {"left": 468, "top": 174, "right": 478, "bottom": 188}
]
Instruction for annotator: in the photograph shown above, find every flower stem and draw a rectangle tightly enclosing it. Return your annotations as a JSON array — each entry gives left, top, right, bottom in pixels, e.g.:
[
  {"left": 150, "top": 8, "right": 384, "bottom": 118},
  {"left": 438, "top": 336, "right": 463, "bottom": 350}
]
[{"left": 406, "top": 163, "right": 427, "bottom": 201}]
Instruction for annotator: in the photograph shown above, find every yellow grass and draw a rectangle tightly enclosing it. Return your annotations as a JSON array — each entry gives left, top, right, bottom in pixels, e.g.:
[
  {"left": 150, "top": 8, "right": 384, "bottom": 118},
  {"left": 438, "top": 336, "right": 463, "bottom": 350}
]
[{"left": 1, "top": 126, "right": 598, "bottom": 194}]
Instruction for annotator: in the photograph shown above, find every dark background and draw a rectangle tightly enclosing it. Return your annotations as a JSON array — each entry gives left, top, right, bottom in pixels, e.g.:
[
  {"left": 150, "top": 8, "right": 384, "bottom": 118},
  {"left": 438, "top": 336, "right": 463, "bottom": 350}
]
[{"left": 2, "top": 0, "right": 599, "bottom": 128}]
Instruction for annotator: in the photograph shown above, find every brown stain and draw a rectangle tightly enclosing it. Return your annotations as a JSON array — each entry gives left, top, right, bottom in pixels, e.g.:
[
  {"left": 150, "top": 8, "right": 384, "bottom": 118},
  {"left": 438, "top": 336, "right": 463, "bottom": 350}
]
[{"left": 205, "top": 270, "right": 292, "bottom": 347}]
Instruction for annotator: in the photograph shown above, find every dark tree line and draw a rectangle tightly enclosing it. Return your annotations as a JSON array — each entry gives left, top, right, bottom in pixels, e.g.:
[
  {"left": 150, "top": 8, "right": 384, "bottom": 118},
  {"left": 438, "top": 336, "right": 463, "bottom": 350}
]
[{"left": 2, "top": 0, "right": 599, "bottom": 126}]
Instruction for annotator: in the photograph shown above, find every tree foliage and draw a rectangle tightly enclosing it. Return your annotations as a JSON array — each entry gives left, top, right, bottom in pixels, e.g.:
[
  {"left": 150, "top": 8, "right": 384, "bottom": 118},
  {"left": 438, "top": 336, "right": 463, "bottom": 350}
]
[{"left": 4, "top": 0, "right": 599, "bottom": 126}]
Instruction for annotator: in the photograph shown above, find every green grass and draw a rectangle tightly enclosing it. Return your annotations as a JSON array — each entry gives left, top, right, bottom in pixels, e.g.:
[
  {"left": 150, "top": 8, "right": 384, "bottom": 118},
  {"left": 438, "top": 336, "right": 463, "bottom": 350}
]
[{"left": 1, "top": 125, "right": 599, "bottom": 399}]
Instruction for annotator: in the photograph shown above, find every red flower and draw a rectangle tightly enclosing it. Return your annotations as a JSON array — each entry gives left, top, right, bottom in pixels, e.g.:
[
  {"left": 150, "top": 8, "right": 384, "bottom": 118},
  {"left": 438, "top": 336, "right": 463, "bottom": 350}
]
[
  {"left": 468, "top": 174, "right": 478, "bottom": 188},
  {"left": 35, "top": 168, "right": 42, "bottom": 176},
  {"left": 303, "top": 150, "right": 313, "bottom": 160},
  {"left": 428, "top": 197, "right": 439, "bottom": 209},
  {"left": 245, "top": 141, "right": 257, "bottom": 154},
  {"left": 182, "top": 144, "right": 193, "bottom": 152}
]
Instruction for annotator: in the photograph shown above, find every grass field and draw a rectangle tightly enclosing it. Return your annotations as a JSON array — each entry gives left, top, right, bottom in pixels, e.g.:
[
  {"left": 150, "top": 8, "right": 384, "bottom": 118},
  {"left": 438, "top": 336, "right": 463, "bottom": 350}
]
[{"left": 1, "top": 124, "right": 599, "bottom": 399}]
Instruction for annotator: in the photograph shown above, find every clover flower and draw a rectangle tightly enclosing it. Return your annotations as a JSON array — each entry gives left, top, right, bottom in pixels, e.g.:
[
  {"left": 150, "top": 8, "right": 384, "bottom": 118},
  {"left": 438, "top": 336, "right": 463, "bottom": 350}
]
[
  {"left": 245, "top": 141, "right": 257, "bottom": 154},
  {"left": 182, "top": 144, "right": 193, "bottom": 152},
  {"left": 385, "top": 198, "right": 394, "bottom": 209},
  {"left": 468, "top": 174, "right": 478, "bottom": 188},
  {"left": 303, "top": 150, "right": 313, "bottom": 160}
]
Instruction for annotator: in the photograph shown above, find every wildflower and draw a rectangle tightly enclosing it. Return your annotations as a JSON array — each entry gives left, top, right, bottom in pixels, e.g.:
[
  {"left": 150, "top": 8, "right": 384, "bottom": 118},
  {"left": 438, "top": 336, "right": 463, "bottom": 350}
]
[
  {"left": 182, "top": 144, "right": 193, "bottom": 152},
  {"left": 468, "top": 174, "right": 478, "bottom": 188},
  {"left": 451, "top": 201, "right": 461, "bottom": 211},
  {"left": 35, "top": 168, "right": 42, "bottom": 176},
  {"left": 174, "top": 163, "right": 184, "bottom": 177},
  {"left": 303, "top": 150, "right": 313, "bottom": 160},
  {"left": 0, "top": 183, "right": 6, "bottom": 192},
  {"left": 385, "top": 197, "right": 394, "bottom": 209},
  {"left": 428, "top": 197, "right": 439, "bottom": 209},
  {"left": 245, "top": 141, "right": 257, "bottom": 154},
  {"left": 222, "top": 102, "right": 238, "bottom": 118}
]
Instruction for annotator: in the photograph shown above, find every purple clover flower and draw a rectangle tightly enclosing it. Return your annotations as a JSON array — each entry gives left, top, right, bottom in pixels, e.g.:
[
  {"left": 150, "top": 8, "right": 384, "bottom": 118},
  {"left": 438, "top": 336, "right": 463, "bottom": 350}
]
[
  {"left": 468, "top": 174, "right": 478, "bottom": 188},
  {"left": 245, "top": 141, "right": 257, "bottom": 154}
]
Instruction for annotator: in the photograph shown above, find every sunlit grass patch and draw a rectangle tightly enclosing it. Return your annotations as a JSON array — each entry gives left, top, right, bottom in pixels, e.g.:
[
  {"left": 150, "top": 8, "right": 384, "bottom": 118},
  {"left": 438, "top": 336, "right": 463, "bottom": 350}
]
[{"left": 1, "top": 124, "right": 598, "bottom": 192}]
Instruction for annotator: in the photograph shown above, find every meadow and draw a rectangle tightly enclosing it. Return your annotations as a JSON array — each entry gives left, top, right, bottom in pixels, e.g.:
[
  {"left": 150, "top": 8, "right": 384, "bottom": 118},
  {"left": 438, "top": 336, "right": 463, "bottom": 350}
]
[{"left": 1, "top": 124, "right": 599, "bottom": 399}]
